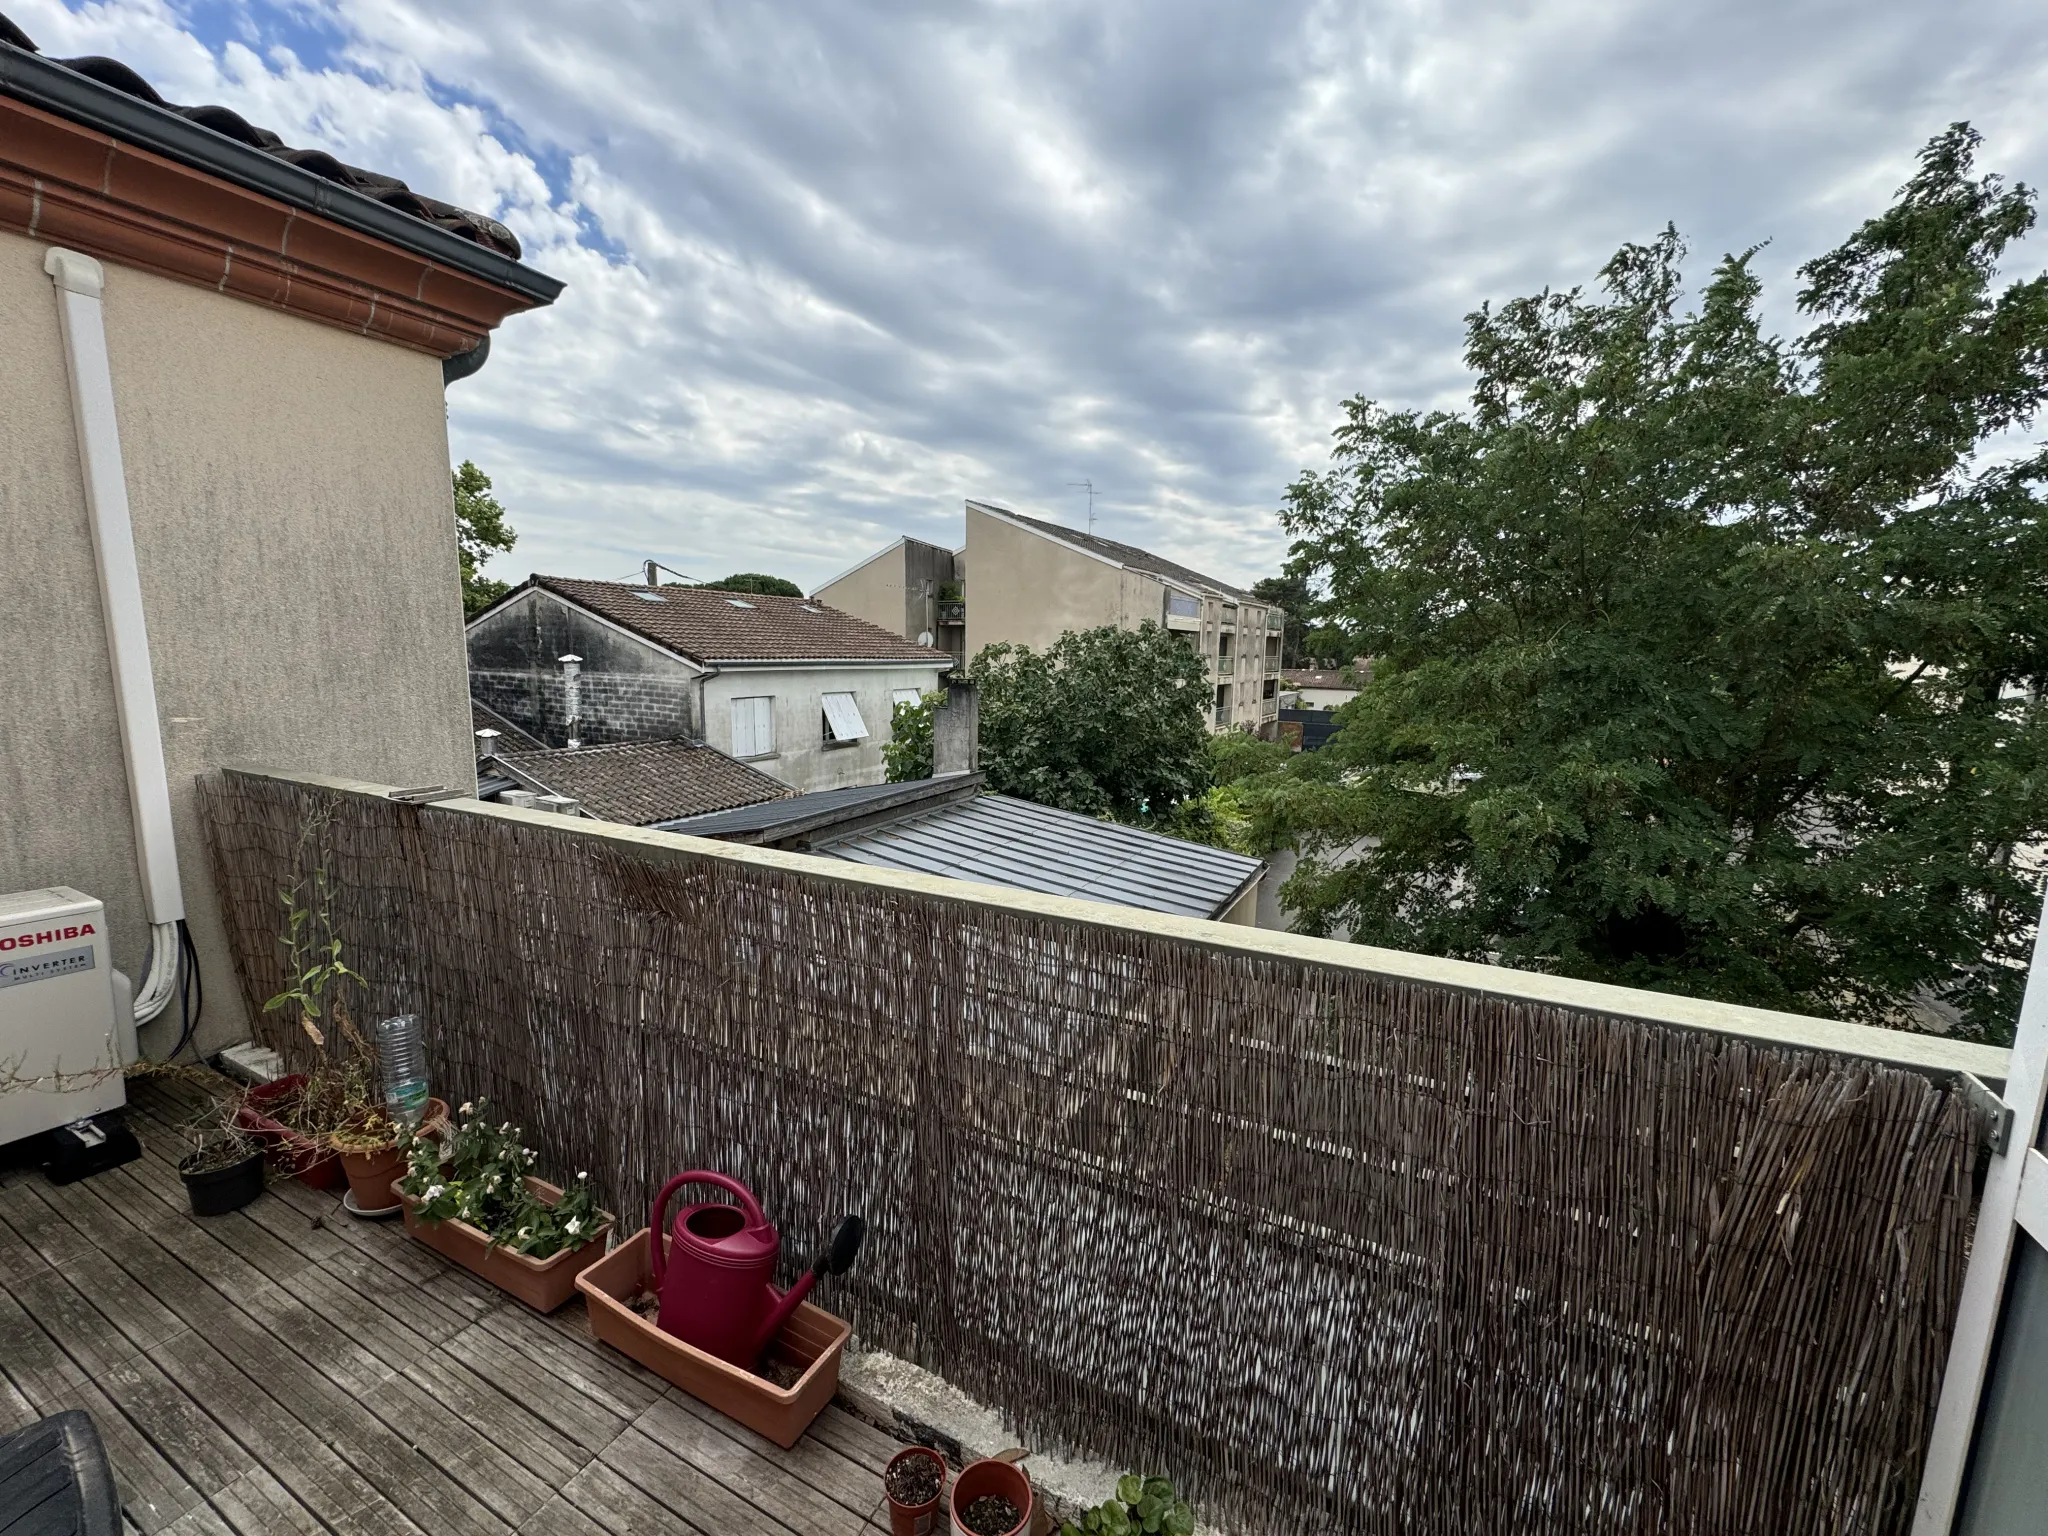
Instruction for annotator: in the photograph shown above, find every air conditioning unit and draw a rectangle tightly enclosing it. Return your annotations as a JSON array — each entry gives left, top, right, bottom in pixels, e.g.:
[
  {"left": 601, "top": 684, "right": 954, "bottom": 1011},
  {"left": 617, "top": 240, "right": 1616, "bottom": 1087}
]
[{"left": 0, "top": 887, "right": 130, "bottom": 1149}]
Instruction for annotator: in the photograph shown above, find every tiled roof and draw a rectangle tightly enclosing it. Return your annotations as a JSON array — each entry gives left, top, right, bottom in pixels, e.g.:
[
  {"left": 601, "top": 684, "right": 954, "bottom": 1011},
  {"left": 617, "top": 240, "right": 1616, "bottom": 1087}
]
[
  {"left": 470, "top": 699, "right": 544, "bottom": 753},
  {"left": 522, "top": 576, "right": 955, "bottom": 666},
  {"left": 969, "top": 501, "right": 1249, "bottom": 601},
  {"left": 0, "top": 11, "right": 521, "bottom": 259},
  {"left": 494, "top": 740, "right": 792, "bottom": 827}
]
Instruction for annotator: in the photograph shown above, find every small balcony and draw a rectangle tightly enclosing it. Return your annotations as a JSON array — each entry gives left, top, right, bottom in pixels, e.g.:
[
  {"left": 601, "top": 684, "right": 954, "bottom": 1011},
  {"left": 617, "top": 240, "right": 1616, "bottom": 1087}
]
[
  {"left": 72, "top": 765, "right": 2005, "bottom": 1536},
  {"left": 935, "top": 599, "right": 966, "bottom": 626}
]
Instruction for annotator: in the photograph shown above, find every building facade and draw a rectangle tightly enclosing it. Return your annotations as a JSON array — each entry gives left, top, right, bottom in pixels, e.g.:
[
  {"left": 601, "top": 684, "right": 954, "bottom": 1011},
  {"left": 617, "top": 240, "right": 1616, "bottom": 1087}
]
[
  {"left": 0, "top": 41, "right": 558, "bottom": 1058},
  {"left": 467, "top": 577, "right": 952, "bottom": 795},
  {"left": 816, "top": 500, "right": 1284, "bottom": 736}
]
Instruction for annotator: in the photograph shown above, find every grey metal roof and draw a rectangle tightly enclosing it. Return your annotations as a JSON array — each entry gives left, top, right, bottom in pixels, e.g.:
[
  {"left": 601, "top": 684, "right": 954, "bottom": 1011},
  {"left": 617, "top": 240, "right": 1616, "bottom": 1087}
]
[
  {"left": 816, "top": 794, "right": 1262, "bottom": 920},
  {"left": 655, "top": 779, "right": 958, "bottom": 839}
]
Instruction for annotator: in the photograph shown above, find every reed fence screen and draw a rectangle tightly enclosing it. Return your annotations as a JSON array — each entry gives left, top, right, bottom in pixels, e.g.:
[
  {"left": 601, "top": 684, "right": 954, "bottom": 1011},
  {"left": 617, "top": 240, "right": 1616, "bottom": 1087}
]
[{"left": 200, "top": 772, "right": 1988, "bottom": 1535}]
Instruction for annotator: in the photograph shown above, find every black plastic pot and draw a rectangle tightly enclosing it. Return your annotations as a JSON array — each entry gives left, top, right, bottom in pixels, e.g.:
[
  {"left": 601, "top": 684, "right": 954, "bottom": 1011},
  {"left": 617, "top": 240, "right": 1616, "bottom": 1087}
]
[{"left": 179, "top": 1149, "right": 266, "bottom": 1217}]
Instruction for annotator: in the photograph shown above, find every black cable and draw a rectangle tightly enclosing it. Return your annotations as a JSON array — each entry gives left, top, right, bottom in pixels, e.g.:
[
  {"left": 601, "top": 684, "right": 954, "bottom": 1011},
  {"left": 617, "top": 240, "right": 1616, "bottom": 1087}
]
[{"left": 165, "top": 919, "right": 201, "bottom": 1061}]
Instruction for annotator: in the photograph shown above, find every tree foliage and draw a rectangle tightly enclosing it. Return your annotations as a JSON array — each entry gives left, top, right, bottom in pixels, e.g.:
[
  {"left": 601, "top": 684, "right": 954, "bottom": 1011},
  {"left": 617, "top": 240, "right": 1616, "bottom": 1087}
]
[
  {"left": 970, "top": 623, "right": 1211, "bottom": 821},
  {"left": 699, "top": 572, "right": 804, "bottom": 597},
  {"left": 1272, "top": 125, "right": 2048, "bottom": 1042},
  {"left": 1249, "top": 573, "right": 1313, "bottom": 667},
  {"left": 453, "top": 461, "right": 517, "bottom": 618},
  {"left": 884, "top": 691, "right": 938, "bottom": 782}
]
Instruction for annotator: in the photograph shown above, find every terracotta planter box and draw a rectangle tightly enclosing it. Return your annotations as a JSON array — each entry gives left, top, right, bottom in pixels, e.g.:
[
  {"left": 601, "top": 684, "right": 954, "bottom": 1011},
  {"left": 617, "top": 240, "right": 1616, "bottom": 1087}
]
[
  {"left": 334, "top": 1097, "right": 448, "bottom": 1211},
  {"left": 236, "top": 1075, "right": 342, "bottom": 1190},
  {"left": 396, "top": 1175, "right": 613, "bottom": 1312},
  {"left": 577, "top": 1228, "right": 850, "bottom": 1448}
]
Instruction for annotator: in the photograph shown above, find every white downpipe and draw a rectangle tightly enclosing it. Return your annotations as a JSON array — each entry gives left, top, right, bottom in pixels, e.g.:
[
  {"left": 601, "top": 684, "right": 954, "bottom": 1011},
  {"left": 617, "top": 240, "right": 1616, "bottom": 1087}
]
[{"left": 45, "top": 248, "right": 184, "bottom": 1026}]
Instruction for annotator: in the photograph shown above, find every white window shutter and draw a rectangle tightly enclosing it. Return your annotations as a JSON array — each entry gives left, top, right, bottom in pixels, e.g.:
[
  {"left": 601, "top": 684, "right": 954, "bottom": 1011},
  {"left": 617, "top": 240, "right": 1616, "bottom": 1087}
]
[
  {"left": 731, "top": 696, "right": 773, "bottom": 757},
  {"left": 821, "top": 692, "right": 869, "bottom": 742},
  {"left": 892, "top": 688, "right": 923, "bottom": 710}
]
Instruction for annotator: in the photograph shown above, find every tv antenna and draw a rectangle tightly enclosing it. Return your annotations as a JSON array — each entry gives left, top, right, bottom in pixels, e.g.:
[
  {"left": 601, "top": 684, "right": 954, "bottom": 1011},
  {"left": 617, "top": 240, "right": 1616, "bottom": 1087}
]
[{"left": 1067, "top": 479, "right": 1098, "bottom": 535}]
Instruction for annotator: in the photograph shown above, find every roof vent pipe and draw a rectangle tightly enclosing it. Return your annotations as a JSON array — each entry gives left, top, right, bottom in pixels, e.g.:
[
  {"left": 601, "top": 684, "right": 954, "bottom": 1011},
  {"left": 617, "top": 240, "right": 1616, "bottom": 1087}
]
[
  {"left": 46, "top": 247, "right": 182, "bottom": 1028},
  {"left": 475, "top": 728, "right": 501, "bottom": 761},
  {"left": 559, "top": 654, "right": 583, "bottom": 748},
  {"left": 644, "top": 560, "right": 659, "bottom": 588}
]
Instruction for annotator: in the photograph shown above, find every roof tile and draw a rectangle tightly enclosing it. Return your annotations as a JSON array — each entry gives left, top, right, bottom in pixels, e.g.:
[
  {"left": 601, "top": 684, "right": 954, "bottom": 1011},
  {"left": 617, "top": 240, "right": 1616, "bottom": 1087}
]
[
  {"left": 529, "top": 576, "right": 955, "bottom": 666},
  {"left": 495, "top": 739, "right": 792, "bottom": 826}
]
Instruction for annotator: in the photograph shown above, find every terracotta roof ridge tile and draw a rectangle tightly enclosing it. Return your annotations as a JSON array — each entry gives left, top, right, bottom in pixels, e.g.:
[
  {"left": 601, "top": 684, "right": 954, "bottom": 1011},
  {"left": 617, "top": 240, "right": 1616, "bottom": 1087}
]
[{"left": 0, "top": 12, "right": 521, "bottom": 258}]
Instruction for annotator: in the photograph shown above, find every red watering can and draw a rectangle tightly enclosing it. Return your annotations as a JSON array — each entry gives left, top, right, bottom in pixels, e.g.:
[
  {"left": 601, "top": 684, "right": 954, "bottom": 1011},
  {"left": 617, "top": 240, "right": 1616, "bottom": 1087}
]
[{"left": 649, "top": 1171, "right": 866, "bottom": 1368}]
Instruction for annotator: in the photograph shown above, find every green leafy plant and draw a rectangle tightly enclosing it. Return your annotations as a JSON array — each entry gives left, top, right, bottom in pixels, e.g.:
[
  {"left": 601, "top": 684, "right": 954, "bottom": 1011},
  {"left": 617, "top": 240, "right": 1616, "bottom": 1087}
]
[
  {"left": 1062, "top": 1475, "right": 1194, "bottom": 1536},
  {"left": 970, "top": 622, "right": 1210, "bottom": 822},
  {"left": 455, "top": 460, "right": 517, "bottom": 617},
  {"left": 696, "top": 572, "right": 804, "bottom": 597},
  {"left": 262, "top": 807, "right": 365, "bottom": 1055},
  {"left": 884, "top": 690, "right": 940, "bottom": 781},
  {"left": 398, "top": 1099, "right": 602, "bottom": 1259},
  {"left": 1270, "top": 123, "right": 2048, "bottom": 1043}
]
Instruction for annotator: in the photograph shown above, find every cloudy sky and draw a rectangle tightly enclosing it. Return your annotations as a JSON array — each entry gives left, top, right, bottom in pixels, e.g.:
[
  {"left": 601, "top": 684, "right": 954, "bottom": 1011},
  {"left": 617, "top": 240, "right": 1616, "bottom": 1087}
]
[{"left": 11, "top": 1, "right": 2048, "bottom": 592}]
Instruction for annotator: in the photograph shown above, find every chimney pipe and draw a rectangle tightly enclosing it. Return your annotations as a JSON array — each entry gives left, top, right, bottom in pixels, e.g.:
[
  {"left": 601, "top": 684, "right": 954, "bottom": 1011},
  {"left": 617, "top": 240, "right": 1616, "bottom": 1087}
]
[
  {"left": 645, "top": 560, "right": 659, "bottom": 588},
  {"left": 559, "top": 653, "right": 583, "bottom": 748},
  {"left": 475, "top": 727, "right": 501, "bottom": 761}
]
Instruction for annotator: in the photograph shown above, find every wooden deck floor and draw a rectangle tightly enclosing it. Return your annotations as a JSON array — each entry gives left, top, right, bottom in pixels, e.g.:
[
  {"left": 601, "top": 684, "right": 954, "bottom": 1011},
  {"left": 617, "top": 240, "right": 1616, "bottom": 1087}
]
[{"left": 0, "top": 1081, "right": 903, "bottom": 1535}]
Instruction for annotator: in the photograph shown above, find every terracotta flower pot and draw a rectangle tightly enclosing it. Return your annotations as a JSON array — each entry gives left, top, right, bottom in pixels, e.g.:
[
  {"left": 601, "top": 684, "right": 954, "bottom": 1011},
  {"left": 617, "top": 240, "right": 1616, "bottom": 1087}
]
[
  {"left": 395, "top": 1175, "right": 612, "bottom": 1312},
  {"left": 950, "top": 1459, "right": 1033, "bottom": 1536},
  {"left": 885, "top": 1446, "right": 948, "bottom": 1536},
  {"left": 333, "top": 1097, "right": 448, "bottom": 1212},
  {"left": 576, "top": 1228, "right": 850, "bottom": 1449},
  {"left": 236, "top": 1075, "right": 342, "bottom": 1190}
]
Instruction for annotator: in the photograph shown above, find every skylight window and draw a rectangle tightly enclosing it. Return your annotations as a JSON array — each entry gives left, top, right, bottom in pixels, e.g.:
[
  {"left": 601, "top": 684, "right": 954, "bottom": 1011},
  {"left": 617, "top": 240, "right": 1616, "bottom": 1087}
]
[
  {"left": 801, "top": 605, "right": 823, "bottom": 614},
  {"left": 725, "top": 598, "right": 756, "bottom": 609},
  {"left": 635, "top": 592, "right": 666, "bottom": 603}
]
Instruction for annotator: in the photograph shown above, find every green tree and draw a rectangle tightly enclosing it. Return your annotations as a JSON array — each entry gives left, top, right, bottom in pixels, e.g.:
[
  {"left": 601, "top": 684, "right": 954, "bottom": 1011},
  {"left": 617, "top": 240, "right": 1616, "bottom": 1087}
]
[
  {"left": 884, "top": 691, "right": 938, "bottom": 782},
  {"left": 699, "top": 573, "right": 804, "bottom": 597},
  {"left": 453, "top": 460, "right": 517, "bottom": 617},
  {"left": 1249, "top": 574, "right": 1313, "bottom": 668},
  {"left": 971, "top": 623, "right": 1210, "bottom": 821},
  {"left": 1271, "top": 125, "right": 2048, "bottom": 1043}
]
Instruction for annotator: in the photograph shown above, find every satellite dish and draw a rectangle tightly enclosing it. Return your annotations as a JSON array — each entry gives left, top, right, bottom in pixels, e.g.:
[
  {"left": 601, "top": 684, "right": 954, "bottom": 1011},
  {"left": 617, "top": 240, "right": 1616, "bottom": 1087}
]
[{"left": 917, "top": 631, "right": 935, "bottom": 647}]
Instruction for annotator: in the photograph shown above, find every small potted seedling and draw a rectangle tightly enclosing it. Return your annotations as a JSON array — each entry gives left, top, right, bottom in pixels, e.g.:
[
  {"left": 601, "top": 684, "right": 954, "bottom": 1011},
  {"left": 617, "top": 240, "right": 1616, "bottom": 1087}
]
[
  {"left": 178, "top": 1102, "right": 265, "bottom": 1217},
  {"left": 1060, "top": 1475, "right": 1195, "bottom": 1536},
  {"left": 884, "top": 1445, "right": 946, "bottom": 1535}
]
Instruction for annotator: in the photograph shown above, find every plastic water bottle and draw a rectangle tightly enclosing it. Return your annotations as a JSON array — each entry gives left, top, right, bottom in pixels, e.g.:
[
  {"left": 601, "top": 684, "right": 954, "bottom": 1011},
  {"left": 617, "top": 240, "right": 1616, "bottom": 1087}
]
[{"left": 375, "top": 1014, "right": 429, "bottom": 1130}]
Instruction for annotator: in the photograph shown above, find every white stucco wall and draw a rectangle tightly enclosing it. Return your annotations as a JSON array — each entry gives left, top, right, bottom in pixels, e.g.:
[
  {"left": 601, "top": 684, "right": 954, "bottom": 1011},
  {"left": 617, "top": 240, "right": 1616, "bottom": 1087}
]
[
  {"left": 0, "top": 229, "right": 476, "bottom": 1057},
  {"left": 702, "top": 663, "right": 948, "bottom": 794}
]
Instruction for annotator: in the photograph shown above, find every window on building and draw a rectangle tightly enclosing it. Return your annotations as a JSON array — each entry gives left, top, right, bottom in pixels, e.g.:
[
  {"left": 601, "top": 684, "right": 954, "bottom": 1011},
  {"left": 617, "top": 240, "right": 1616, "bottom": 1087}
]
[
  {"left": 821, "top": 692, "right": 869, "bottom": 745},
  {"left": 1263, "top": 678, "right": 1277, "bottom": 699},
  {"left": 731, "top": 696, "right": 774, "bottom": 758},
  {"left": 1166, "top": 591, "right": 1200, "bottom": 620},
  {"left": 891, "top": 688, "right": 924, "bottom": 711}
]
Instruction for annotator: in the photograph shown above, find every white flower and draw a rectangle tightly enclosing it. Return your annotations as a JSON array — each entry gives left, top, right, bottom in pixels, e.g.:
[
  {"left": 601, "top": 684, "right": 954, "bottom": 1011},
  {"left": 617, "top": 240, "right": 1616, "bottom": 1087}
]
[
  {"left": 424, "top": 1184, "right": 445, "bottom": 1200},
  {"left": 460, "top": 1101, "right": 473, "bottom": 1114},
  {"left": 566, "top": 1218, "right": 583, "bottom": 1236},
  {"left": 517, "top": 1226, "right": 532, "bottom": 1240},
  {"left": 499, "top": 1121, "right": 510, "bottom": 1132},
  {"left": 486, "top": 1175, "right": 500, "bottom": 1191},
  {"left": 577, "top": 1171, "right": 588, "bottom": 1181}
]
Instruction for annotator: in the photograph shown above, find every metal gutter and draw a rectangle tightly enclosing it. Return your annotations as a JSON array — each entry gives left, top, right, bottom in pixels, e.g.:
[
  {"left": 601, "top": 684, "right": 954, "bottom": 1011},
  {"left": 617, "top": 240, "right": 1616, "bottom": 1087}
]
[{"left": 0, "top": 43, "right": 563, "bottom": 307}]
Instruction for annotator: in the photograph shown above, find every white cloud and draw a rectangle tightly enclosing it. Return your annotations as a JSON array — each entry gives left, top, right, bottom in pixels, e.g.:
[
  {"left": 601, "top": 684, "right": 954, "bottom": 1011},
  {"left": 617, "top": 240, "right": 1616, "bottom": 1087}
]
[{"left": 10, "top": 0, "right": 2048, "bottom": 592}]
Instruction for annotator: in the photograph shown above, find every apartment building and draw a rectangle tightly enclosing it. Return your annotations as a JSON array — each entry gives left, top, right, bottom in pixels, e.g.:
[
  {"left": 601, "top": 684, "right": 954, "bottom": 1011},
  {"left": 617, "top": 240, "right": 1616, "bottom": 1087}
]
[{"left": 814, "top": 500, "right": 1284, "bottom": 736}]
